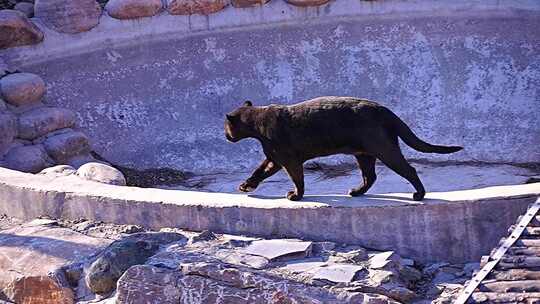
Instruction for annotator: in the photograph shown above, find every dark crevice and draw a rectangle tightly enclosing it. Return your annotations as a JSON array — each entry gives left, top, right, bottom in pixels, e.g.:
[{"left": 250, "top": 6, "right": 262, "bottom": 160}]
[{"left": 90, "top": 151, "right": 212, "bottom": 188}]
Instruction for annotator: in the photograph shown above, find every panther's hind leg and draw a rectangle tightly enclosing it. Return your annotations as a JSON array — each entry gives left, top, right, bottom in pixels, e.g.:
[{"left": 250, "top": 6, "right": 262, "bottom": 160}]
[
  {"left": 374, "top": 143, "right": 425, "bottom": 201},
  {"left": 283, "top": 162, "right": 304, "bottom": 201},
  {"left": 349, "top": 154, "right": 377, "bottom": 196}
]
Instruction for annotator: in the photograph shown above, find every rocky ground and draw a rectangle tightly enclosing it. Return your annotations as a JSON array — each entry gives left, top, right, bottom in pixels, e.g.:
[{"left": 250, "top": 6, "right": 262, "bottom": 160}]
[{"left": 0, "top": 215, "right": 477, "bottom": 304}]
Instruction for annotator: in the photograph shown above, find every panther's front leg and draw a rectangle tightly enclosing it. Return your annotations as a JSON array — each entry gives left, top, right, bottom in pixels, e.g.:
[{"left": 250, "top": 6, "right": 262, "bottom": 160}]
[{"left": 239, "top": 159, "right": 282, "bottom": 192}]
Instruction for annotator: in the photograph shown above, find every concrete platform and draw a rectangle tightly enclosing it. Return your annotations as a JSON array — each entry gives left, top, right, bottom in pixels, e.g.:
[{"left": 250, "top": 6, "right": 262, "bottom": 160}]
[
  {"left": 0, "top": 167, "right": 538, "bottom": 263},
  {"left": 168, "top": 162, "right": 538, "bottom": 196}
]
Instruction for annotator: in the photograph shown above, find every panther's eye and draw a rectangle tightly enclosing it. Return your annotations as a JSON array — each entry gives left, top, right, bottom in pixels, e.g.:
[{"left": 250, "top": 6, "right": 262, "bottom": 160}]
[{"left": 226, "top": 114, "right": 238, "bottom": 123}]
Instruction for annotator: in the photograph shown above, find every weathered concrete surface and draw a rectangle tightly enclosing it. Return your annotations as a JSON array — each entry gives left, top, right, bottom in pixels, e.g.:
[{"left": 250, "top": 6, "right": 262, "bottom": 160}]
[
  {"left": 168, "top": 162, "right": 538, "bottom": 196},
  {"left": 0, "top": 0, "right": 538, "bottom": 172},
  {"left": 0, "top": 167, "right": 538, "bottom": 263}
]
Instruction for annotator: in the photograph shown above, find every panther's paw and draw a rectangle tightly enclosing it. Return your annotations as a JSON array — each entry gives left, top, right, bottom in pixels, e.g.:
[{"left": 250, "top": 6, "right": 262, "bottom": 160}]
[
  {"left": 238, "top": 181, "right": 257, "bottom": 192},
  {"left": 413, "top": 191, "right": 425, "bottom": 201},
  {"left": 286, "top": 191, "right": 302, "bottom": 201}
]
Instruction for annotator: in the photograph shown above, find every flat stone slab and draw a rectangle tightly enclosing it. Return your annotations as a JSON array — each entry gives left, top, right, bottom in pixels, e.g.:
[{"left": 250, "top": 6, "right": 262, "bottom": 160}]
[
  {"left": 313, "top": 264, "right": 366, "bottom": 283},
  {"left": 283, "top": 259, "right": 326, "bottom": 273},
  {"left": 0, "top": 167, "right": 539, "bottom": 263},
  {"left": 243, "top": 239, "right": 313, "bottom": 261},
  {"left": 0, "top": 220, "right": 112, "bottom": 303}
]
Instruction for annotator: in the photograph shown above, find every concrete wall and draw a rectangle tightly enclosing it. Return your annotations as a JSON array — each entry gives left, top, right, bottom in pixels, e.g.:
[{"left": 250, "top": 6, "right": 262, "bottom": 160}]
[
  {"left": 0, "top": 167, "right": 539, "bottom": 263},
  {"left": 2, "top": 0, "right": 539, "bottom": 172}
]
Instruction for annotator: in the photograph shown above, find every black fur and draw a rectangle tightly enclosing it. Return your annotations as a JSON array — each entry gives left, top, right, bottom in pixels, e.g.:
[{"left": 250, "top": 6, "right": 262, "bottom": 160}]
[{"left": 225, "top": 96, "right": 463, "bottom": 201}]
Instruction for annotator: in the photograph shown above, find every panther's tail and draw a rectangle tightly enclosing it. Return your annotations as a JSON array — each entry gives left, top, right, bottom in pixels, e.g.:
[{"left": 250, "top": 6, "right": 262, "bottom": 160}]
[{"left": 390, "top": 112, "right": 463, "bottom": 154}]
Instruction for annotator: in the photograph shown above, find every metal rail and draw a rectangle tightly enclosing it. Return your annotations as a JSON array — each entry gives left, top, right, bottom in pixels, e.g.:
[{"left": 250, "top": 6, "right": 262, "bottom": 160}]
[{"left": 454, "top": 197, "right": 540, "bottom": 304}]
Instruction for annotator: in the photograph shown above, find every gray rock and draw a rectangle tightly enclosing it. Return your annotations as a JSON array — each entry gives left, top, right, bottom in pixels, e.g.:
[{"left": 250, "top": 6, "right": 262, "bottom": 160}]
[
  {"left": 4, "top": 144, "right": 52, "bottom": 173},
  {"left": 14, "top": 2, "right": 34, "bottom": 17},
  {"left": 423, "top": 262, "right": 450, "bottom": 276},
  {"left": 313, "top": 264, "right": 367, "bottom": 283},
  {"left": 0, "top": 10, "right": 43, "bottom": 49},
  {"left": 76, "top": 162, "right": 126, "bottom": 186},
  {"left": 0, "top": 113, "right": 17, "bottom": 157},
  {"left": 43, "top": 130, "right": 90, "bottom": 164},
  {"left": 0, "top": 73, "right": 45, "bottom": 107},
  {"left": 463, "top": 262, "right": 479, "bottom": 277},
  {"left": 213, "top": 248, "right": 270, "bottom": 269},
  {"left": 312, "top": 241, "right": 336, "bottom": 255},
  {"left": 116, "top": 263, "right": 380, "bottom": 304},
  {"left": 284, "top": 0, "right": 330, "bottom": 7},
  {"left": 166, "top": 0, "right": 228, "bottom": 15},
  {"left": 0, "top": 99, "right": 8, "bottom": 112},
  {"left": 243, "top": 239, "right": 313, "bottom": 262},
  {"left": 329, "top": 248, "right": 368, "bottom": 264},
  {"left": 34, "top": 0, "right": 102, "bottom": 34},
  {"left": 18, "top": 107, "right": 76, "bottom": 140},
  {"left": 0, "top": 59, "right": 8, "bottom": 78},
  {"left": 0, "top": 222, "right": 112, "bottom": 304},
  {"left": 282, "top": 258, "right": 326, "bottom": 273},
  {"left": 65, "top": 153, "right": 97, "bottom": 168},
  {"left": 369, "top": 251, "right": 400, "bottom": 269},
  {"left": 188, "top": 230, "right": 217, "bottom": 243},
  {"left": 38, "top": 164, "right": 76, "bottom": 176},
  {"left": 399, "top": 266, "right": 423, "bottom": 286},
  {"left": 106, "top": 0, "right": 162, "bottom": 19},
  {"left": 231, "top": 0, "right": 269, "bottom": 8},
  {"left": 86, "top": 232, "right": 186, "bottom": 294}
]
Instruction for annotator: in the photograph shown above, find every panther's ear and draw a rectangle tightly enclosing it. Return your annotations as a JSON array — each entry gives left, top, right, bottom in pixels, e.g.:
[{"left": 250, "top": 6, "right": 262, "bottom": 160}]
[{"left": 243, "top": 100, "right": 253, "bottom": 107}]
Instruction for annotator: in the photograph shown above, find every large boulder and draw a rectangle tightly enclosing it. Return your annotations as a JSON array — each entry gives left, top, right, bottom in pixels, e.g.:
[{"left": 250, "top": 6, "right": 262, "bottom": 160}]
[
  {"left": 38, "top": 164, "right": 77, "bottom": 176},
  {"left": 0, "top": 73, "right": 46, "bottom": 107},
  {"left": 166, "top": 0, "right": 228, "bottom": 15},
  {"left": 43, "top": 130, "right": 90, "bottom": 164},
  {"left": 3, "top": 144, "right": 52, "bottom": 173},
  {"left": 18, "top": 107, "right": 76, "bottom": 140},
  {"left": 0, "top": 10, "right": 43, "bottom": 49},
  {"left": 76, "top": 162, "right": 127, "bottom": 185},
  {"left": 14, "top": 2, "right": 34, "bottom": 18},
  {"left": 231, "top": 0, "right": 268, "bottom": 8},
  {"left": 86, "top": 232, "right": 186, "bottom": 294},
  {"left": 34, "top": 0, "right": 102, "bottom": 34},
  {"left": 105, "top": 0, "right": 162, "bottom": 19},
  {"left": 284, "top": 0, "right": 330, "bottom": 6},
  {"left": 0, "top": 221, "right": 112, "bottom": 304},
  {"left": 0, "top": 113, "right": 17, "bottom": 157}
]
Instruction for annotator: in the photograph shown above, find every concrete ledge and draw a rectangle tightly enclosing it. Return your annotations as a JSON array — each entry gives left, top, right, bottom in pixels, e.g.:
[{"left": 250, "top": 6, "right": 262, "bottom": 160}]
[{"left": 1, "top": 167, "right": 539, "bottom": 263}]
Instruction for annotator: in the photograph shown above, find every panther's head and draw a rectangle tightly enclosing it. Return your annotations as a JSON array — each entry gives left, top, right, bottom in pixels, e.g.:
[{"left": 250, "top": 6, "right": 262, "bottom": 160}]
[{"left": 224, "top": 100, "right": 255, "bottom": 142}]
